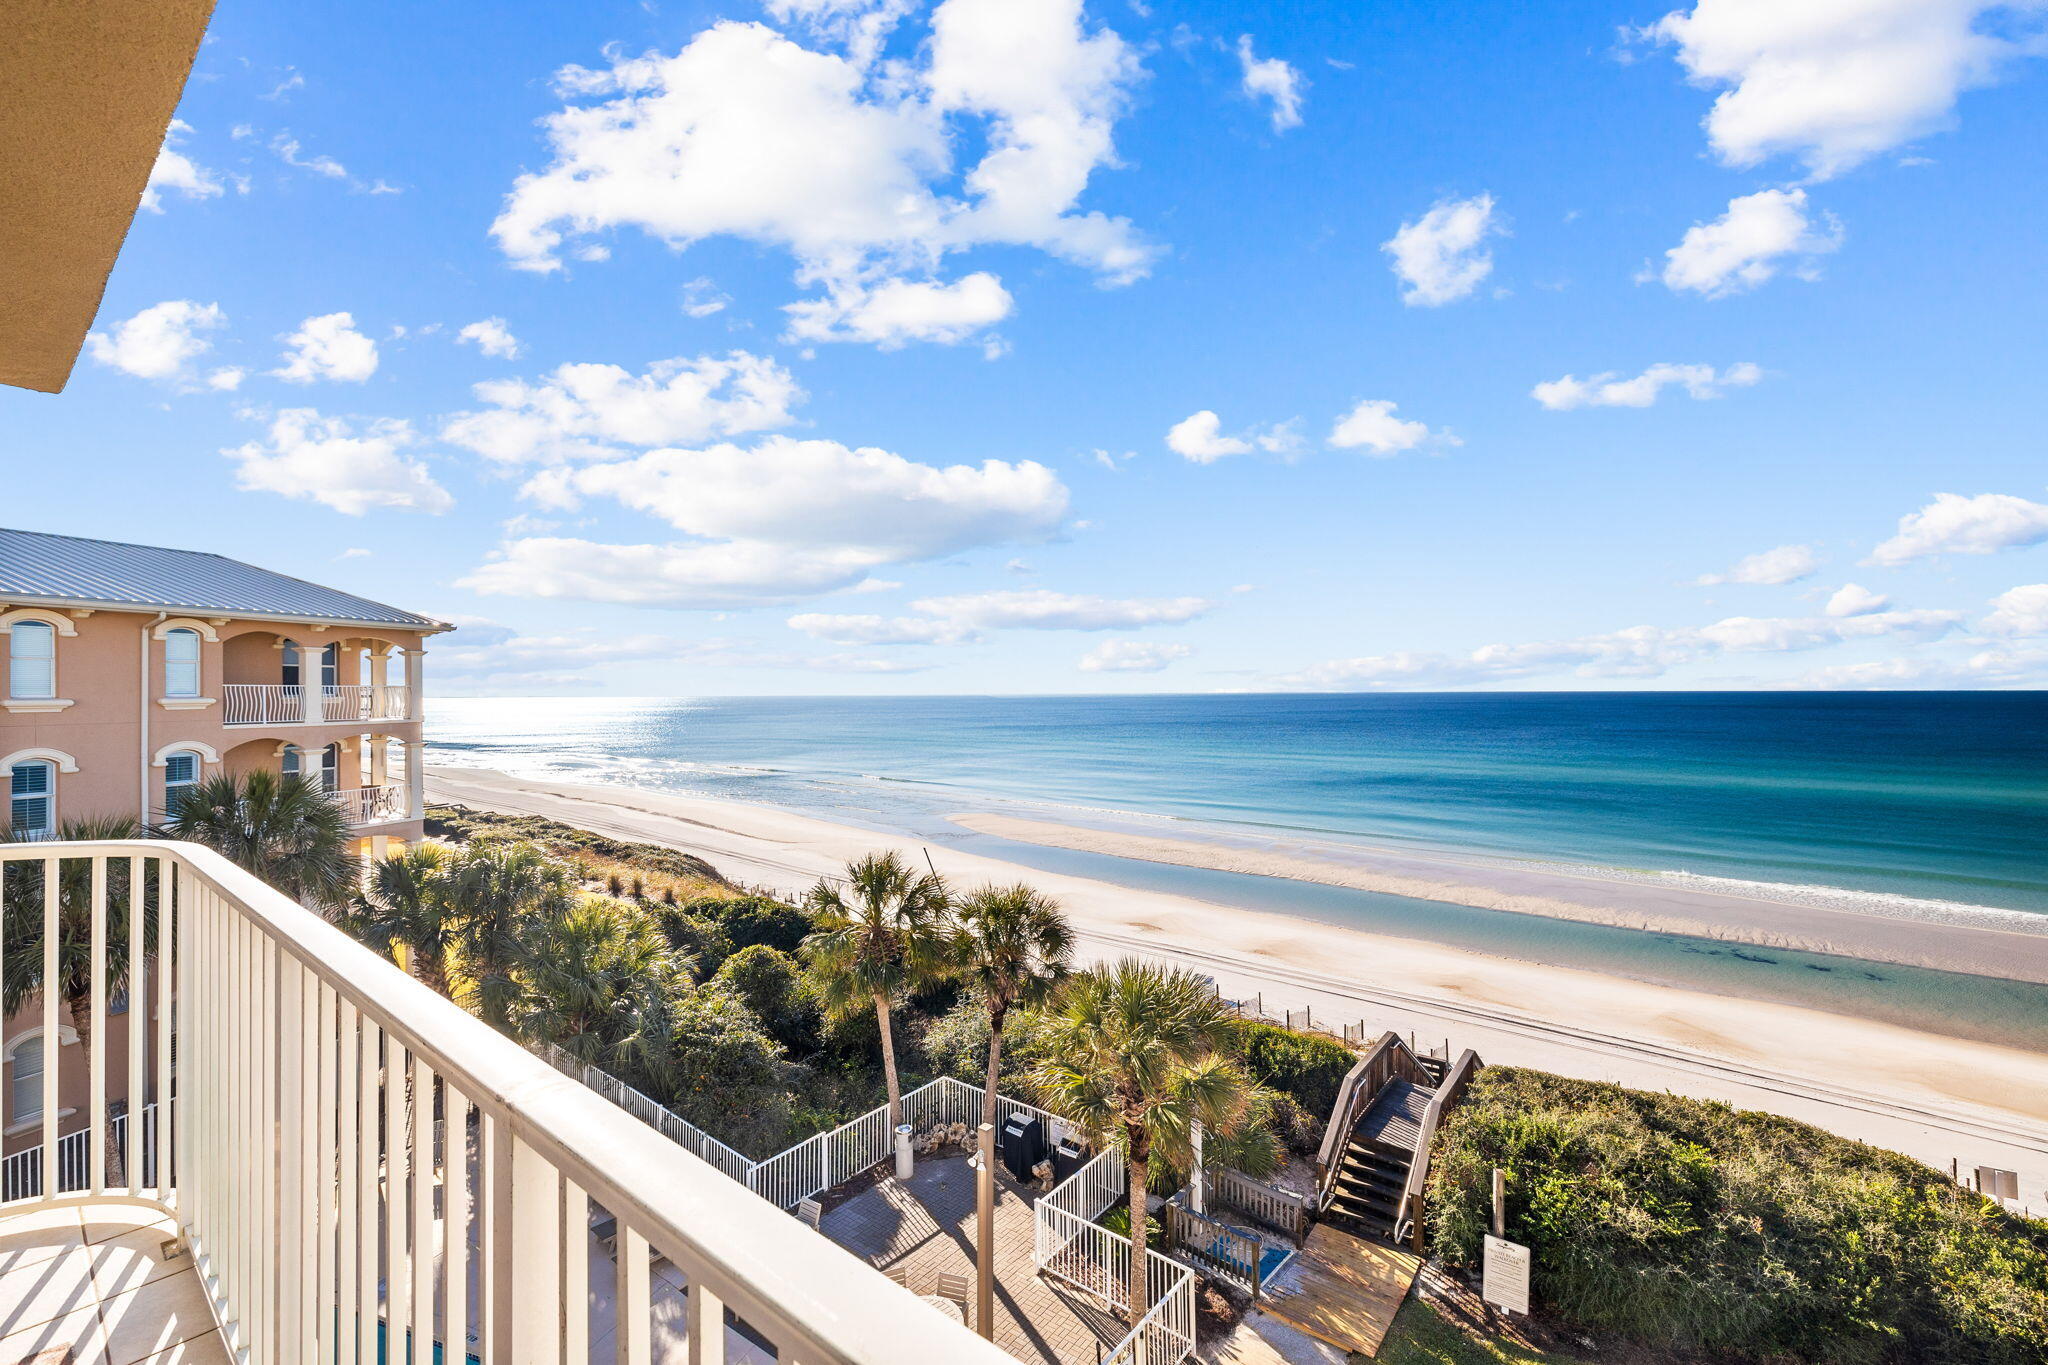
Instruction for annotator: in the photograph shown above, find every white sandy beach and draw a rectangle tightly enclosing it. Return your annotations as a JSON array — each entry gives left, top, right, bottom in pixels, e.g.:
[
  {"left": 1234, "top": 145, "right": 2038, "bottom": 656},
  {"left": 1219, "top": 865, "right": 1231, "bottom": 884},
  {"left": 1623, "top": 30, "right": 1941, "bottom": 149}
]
[
  {"left": 950, "top": 812, "right": 2048, "bottom": 983},
  {"left": 426, "top": 766, "right": 2048, "bottom": 1203}
]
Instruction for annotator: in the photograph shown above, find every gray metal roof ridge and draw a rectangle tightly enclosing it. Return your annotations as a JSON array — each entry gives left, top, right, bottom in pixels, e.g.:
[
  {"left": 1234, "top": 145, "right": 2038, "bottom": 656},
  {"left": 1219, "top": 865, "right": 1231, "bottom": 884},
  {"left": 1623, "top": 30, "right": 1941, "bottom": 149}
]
[{"left": 0, "top": 526, "right": 451, "bottom": 631}]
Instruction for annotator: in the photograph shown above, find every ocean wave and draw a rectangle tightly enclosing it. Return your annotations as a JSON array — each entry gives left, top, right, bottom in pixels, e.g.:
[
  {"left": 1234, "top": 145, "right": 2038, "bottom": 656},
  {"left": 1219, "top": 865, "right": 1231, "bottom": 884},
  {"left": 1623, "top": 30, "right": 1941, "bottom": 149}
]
[{"left": 1553, "top": 864, "right": 2047, "bottom": 934}]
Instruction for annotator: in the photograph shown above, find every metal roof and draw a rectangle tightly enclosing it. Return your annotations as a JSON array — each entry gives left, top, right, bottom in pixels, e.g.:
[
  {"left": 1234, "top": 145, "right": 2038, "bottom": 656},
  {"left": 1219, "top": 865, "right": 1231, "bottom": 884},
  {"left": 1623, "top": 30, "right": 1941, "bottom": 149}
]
[{"left": 0, "top": 528, "right": 449, "bottom": 631}]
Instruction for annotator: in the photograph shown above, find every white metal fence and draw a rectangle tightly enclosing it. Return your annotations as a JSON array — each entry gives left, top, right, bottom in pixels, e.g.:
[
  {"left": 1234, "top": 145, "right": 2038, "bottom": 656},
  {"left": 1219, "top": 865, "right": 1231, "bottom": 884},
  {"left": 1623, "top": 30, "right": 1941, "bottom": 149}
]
[
  {"left": 221, "top": 682, "right": 412, "bottom": 726},
  {"left": 0, "top": 840, "right": 1012, "bottom": 1364},
  {"left": 333, "top": 784, "right": 409, "bottom": 827},
  {"left": 1032, "top": 1147, "right": 1196, "bottom": 1365},
  {"left": 1, "top": 1104, "right": 160, "bottom": 1202}
]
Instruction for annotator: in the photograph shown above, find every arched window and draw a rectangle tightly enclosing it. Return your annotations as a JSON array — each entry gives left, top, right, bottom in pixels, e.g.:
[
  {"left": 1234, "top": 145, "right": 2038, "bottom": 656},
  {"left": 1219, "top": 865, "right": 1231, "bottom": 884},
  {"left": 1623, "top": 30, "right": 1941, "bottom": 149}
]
[
  {"left": 9, "top": 760, "right": 54, "bottom": 839},
  {"left": 163, "top": 628, "right": 201, "bottom": 698},
  {"left": 8, "top": 1036, "right": 45, "bottom": 1123},
  {"left": 163, "top": 750, "right": 202, "bottom": 816},
  {"left": 8, "top": 620, "right": 54, "bottom": 699}
]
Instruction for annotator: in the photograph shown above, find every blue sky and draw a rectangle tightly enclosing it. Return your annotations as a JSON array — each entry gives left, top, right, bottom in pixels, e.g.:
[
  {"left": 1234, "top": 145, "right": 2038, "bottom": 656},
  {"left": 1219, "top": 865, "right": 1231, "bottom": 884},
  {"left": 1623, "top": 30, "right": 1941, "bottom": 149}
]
[{"left": 8, "top": 0, "right": 2048, "bottom": 695}]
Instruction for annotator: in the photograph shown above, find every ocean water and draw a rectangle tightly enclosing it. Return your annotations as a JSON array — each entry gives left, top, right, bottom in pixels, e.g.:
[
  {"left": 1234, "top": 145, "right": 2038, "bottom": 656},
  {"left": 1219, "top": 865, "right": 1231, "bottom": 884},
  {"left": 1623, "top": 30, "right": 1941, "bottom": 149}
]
[{"left": 428, "top": 692, "right": 2048, "bottom": 1047}]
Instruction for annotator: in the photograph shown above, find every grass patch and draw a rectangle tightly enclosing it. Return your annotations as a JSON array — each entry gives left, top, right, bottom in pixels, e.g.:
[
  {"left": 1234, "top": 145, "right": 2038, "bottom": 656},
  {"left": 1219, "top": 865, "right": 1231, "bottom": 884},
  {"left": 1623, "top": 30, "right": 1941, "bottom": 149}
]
[
  {"left": 1374, "top": 1297, "right": 1591, "bottom": 1365},
  {"left": 425, "top": 803, "right": 742, "bottom": 903}
]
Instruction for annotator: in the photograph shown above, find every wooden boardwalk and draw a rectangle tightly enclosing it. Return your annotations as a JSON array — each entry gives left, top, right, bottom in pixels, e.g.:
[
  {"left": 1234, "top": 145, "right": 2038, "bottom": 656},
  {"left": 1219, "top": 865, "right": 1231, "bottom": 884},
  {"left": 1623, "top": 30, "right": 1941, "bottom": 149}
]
[{"left": 1256, "top": 1223, "right": 1421, "bottom": 1358}]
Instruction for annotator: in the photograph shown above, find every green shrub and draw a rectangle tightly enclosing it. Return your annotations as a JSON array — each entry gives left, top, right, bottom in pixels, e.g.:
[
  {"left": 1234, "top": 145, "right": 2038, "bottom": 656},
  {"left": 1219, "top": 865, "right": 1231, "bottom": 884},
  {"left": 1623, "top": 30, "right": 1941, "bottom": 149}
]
[
  {"left": 1228, "top": 1019, "right": 1354, "bottom": 1119},
  {"left": 1428, "top": 1068, "right": 2048, "bottom": 1364},
  {"left": 651, "top": 906, "right": 733, "bottom": 977},
  {"left": 682, "top": 894, "right": 815, "bottom": 956},
  {"left": 714, "top": 945, "right": 822, "bottom": 1054},
  {"left": 655, "top": 983, "right": 791, "bottom": 1156}
]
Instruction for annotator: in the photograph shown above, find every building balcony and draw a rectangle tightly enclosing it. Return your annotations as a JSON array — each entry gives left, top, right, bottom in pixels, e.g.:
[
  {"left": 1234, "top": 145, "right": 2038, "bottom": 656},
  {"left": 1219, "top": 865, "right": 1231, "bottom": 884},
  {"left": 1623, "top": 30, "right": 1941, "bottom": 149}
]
[
  {"left": 220, "top": 684, "right": 412, "bottom": 727},
  {"left": 0, "top": 839, "right": 1011, "bottom": 1363},
  {"left": 332, "top": 783, "right": 411, "bottom": 828}
]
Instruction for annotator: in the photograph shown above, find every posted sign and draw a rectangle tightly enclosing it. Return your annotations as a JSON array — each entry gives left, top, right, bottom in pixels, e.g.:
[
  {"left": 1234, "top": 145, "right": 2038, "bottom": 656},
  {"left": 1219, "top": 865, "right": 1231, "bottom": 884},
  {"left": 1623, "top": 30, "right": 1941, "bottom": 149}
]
[{"left": 1483, "top": 1235, "right": 1531, "bottom": 1316}]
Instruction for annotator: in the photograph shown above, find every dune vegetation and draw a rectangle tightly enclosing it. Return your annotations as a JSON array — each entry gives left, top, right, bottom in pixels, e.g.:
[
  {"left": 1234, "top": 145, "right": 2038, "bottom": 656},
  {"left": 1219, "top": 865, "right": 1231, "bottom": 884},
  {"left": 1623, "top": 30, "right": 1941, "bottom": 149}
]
[{"left": 1427, "top": 1067, "right": 2048, "bottom": 1365}]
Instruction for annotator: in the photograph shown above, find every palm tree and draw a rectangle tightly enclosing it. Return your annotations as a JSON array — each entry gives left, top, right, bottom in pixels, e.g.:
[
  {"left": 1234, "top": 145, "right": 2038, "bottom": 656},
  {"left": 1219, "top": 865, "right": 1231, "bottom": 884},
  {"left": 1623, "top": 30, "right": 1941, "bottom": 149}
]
[
  {"left": 3, "top": 814, "right": 152, "bottom": 1180},
  {"left": 802, "top": 851, "right": 953, "bottom": 1133},
  {"left": 1032, "top": 960, "right": 1277, "bottom": 1330},
  {"left": 953, "top": 883, "right": 1072, "bottom": 1133},
  {"left": 446, "top": 842, "right": 577, "bottom": 1028},
  {"left": 163, "top": 769, "right": 355, "bottom": 913},
  {"left": 511, "top": 899, "right": 691, "bottom": 1083},
  {"left": 346, "top": 842, "right": 459, "bottom": 996}
]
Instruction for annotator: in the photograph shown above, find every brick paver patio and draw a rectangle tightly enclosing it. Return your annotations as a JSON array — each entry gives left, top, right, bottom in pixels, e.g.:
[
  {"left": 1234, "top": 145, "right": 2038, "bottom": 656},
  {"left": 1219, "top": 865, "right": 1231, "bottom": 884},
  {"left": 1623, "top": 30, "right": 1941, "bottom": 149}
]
[{"left": 818, "top": 1152, "right": 1131, "bottom": 1365}]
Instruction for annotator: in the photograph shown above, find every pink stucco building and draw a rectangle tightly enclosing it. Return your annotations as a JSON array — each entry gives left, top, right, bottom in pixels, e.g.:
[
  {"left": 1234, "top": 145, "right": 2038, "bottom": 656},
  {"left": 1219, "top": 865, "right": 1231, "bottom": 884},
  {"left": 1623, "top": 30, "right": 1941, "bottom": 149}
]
[{"left": 0, "top": 527, "right": 448, "bottom": 1174}]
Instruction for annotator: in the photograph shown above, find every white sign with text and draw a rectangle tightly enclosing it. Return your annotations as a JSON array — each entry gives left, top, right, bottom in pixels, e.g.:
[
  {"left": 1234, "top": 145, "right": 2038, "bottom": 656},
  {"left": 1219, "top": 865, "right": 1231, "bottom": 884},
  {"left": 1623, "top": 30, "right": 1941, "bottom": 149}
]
[{"left": 1483, "top": 1235, "right": 1531, "bottom": 1316}]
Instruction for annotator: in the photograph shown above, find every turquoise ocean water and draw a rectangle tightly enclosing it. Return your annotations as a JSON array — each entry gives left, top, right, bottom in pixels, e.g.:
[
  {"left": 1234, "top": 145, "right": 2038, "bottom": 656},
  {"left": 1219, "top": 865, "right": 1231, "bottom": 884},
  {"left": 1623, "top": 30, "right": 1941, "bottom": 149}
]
[{"left": 430, "top": 693, "right": 2048, "bottom": 1048}]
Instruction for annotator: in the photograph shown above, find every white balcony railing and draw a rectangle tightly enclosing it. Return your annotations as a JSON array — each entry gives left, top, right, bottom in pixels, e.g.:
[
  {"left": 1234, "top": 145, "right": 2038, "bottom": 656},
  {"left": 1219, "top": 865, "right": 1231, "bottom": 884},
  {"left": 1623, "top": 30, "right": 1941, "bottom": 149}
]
[
  {"left": 332, "top": 783, "right": 409, "bottom": 827},
  {"left": 0, "top": 840, "right": 1012, "bottom": 1364},
  {"left": 222, "top": 683, "right": 411, "bottom": 726}
]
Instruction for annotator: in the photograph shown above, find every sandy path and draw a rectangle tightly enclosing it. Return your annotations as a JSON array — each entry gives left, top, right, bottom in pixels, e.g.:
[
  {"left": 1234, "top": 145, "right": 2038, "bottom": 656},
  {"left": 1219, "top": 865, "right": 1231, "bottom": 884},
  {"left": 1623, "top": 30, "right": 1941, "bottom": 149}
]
[
  {"left": 426, "top": 766, "right": 2048, "bottom": 1204},
  {"left": 950, "top": 813, "right": 2048, "bottom": 983}
]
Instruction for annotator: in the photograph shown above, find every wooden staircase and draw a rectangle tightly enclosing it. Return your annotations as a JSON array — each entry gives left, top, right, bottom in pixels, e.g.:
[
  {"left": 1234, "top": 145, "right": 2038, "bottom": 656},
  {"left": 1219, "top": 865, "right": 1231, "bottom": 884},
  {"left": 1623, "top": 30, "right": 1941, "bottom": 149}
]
[
  {"left": 1323, "top": 1077, "right": 1433, "bottom": 1241},
  {"left": 1313, "top": 1035, "right": 1482, "bottom": 1253}
]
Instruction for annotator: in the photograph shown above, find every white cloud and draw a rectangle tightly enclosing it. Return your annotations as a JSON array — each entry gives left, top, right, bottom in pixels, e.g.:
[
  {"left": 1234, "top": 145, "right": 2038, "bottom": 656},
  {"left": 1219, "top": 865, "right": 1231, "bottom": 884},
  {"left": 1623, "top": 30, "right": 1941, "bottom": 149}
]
[
  {"left": 1079, "top": 639, "right": 1192, "bottom": 672},
  {"left": 1273, "top": 605, "right": 1961, "bottom": 690},
  {"left": 1655, "top": 188, "right": 1842, "bottom": 297},
  {"left": 786, "top": 613, "right": 978, "bottom": 645},
  {"left": 84, "top": 300, "right": 226, "bottom": 385},
  {"left": 910, "top": 589, "right": 1210, "bottom": 631},
  {"left": 433, "top": 621, "right": 930, "bottom": 692},
  {"left": 682, "top": 277, "right": 731, "bottom": 318},
  {"left": 538, "top": 436, "right": 1067, "bottom": 561},
  {"left": 270, "top": 133, "right": 349, "bottom": 180},
  {"left": 442, "top": 352, "right": 802, "bottom": 465},
  {"left": 1382, "top": 194, "right": 1501, "bottom": 306},
  {"left": 457, "top": 317, "right": 522, "bottom": 359},
  {"left": 1236, "top": 36, "right": 1304, "bottom": 131},
  {"left": 1788, "top": 649, "right": 2047, "bottom": 690},
  {"left": 207, "top": 367, "right": 247, "bottom": 391},
  {"left": 784, "top": 272, "right": 1014, "bottom": 347},
  {"left": 1695, "top": 544, "right": 1820, "bottom": 586},
  {"left": 789, "top": 587, "right": 1210, "bottom": 643},
  {"left": 1328, "top": 399, "right": 1456, "bottom": 456},
  {"left": 1866, "top": 491, "right": 2048, "bottom": 565},
  {"left": 140, "top": 121, "right": 226, "bottom": 213},
  {"left": 1825, "top": 583, "right": 1890, "bottom": 617},
  {"left": 468, "top": 435, "right": 1069, "bottom": 608},
  {"left": 1981, "top": 584, "right": 2048, "bottom": 636},
  {"left": 491, "top": 2, "right": 1150, "bottom": 347},
  {"left": 272, "top": 312, "right": 380, "bottom": 384},
  {"left": 339, "top": 547, "right": 372, "bottom": 559},
  {"left": 1165, "top": 410, "right": 1299, "bottom": 463},
  {"left": 225, "top": 409, "right": 453, "bottom": 516},
  {"left": 1643, "top": 0, "right": 2044, "bottom": 180},
  {"left": 1532, "top": 361, "right": 1762, "bottom": 410},
  {"left": 458, "top": 538, "right": 875, "bottom": 608}
]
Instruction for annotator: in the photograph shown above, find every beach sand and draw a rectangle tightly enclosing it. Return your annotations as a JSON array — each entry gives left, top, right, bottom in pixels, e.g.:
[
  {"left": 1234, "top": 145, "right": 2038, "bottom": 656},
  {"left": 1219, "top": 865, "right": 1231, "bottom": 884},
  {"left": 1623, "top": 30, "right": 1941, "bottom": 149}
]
[
  {"left": 950, "top": 812, "right": 2048, "bottom": 984},
  {"left": 426, "top": 766, "right": 2048, "bottom": 1201}
]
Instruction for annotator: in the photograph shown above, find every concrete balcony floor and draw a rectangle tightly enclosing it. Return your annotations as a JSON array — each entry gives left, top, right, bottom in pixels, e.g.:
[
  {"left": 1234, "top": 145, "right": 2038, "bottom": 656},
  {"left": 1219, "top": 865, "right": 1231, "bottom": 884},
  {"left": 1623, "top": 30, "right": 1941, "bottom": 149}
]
[{"left": 0, "top": 1204, "right": 228, "bottom": 1363}]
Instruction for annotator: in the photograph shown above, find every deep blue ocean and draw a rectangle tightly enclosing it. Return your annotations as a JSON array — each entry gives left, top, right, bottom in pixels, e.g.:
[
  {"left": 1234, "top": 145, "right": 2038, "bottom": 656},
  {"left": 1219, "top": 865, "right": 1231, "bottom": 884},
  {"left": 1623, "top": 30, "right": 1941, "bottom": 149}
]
[{"left": 430, "top": 692, "right": 2048, "bottom": 1047}]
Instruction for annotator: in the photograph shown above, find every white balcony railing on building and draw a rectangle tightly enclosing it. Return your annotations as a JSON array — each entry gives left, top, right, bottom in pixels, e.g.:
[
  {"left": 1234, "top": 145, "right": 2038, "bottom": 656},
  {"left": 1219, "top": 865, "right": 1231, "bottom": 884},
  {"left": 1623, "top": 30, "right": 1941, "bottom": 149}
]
[
  {"left": 0, "top": 840, "right": 1013, "bottom": 1364},
  {"left": 332, "top": 783, "right": 409, "bottom": 827},
  {"left": 222, "top": 683, "right": 411, "bottom": 726}
]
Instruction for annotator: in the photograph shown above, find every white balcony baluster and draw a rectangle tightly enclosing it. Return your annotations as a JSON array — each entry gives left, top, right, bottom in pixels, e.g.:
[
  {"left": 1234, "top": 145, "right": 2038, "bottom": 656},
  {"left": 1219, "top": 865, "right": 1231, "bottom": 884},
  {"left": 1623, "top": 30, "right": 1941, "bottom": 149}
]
[
  {"left": 0, "top": 840, "right": 1011, "bottom": 1364},
  {"left": 330, "top": 784, "right": 408, "bottom": 827}
]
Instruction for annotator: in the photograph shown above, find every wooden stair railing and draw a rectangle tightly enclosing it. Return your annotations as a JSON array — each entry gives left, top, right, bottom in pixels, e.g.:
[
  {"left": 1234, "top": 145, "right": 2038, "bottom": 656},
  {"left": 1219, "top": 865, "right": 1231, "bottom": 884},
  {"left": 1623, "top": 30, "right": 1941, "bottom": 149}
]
[
  {"left": 1314, "top": 1031, "right": 1433, "bottom": 1213},
  {"left": 1393, "top": 1048, "right": 1483, "bottom": 1251}
]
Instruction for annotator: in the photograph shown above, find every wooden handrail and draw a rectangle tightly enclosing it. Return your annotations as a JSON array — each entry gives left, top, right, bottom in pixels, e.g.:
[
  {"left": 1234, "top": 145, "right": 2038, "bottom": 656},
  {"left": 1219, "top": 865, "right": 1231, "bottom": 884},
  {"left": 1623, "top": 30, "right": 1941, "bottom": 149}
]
[
  {"left": 1314, "top": 1030, "right": 1434, "bottom": 1210},
  {"left": 1395, "top": 1048, "right": 1483, "bottom": 1251}
]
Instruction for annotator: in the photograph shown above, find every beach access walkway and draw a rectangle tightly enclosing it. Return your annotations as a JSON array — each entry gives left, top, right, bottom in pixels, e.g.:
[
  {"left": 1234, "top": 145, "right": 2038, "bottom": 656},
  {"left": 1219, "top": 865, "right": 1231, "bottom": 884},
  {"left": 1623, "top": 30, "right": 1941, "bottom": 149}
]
[{"left": 1255, "top": 1222, "right": 1421, "bottom": 1357}]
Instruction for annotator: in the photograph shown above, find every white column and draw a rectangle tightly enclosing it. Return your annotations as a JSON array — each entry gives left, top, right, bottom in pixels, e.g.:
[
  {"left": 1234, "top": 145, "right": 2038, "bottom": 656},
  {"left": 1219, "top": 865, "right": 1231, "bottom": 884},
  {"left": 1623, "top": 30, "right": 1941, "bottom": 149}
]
[
  {"left": 370, "top": 645, "right": 393, "bottom": 716},
  {"left": 298, "top": 640, "right": 326, "bottom": 724},
  {"left": 405, "top": 737, "right": 424, "bottom": 821},
  {"left": 368, "top": 735, "right": 389, "bottom": 789},
  {"left": 403, "top": 646, "right": 424, "bottom": 722}
]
